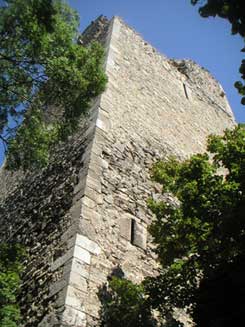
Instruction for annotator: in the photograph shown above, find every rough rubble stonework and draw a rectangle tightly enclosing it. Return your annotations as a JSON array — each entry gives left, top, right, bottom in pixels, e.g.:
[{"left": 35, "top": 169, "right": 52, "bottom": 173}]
[{"left": 0, "top": 16, "right": 235, "bottom": 327}]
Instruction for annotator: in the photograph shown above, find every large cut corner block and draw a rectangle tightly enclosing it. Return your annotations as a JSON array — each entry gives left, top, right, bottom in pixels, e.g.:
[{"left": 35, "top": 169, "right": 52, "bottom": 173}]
[{"left": 75, "top": 234, "right": 101, "bottom": 255}]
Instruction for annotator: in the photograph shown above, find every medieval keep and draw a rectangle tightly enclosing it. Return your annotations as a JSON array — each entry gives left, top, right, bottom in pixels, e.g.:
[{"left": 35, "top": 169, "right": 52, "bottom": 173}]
[{"left": 0, "top": 16, "right": 235, "bottom": 326}]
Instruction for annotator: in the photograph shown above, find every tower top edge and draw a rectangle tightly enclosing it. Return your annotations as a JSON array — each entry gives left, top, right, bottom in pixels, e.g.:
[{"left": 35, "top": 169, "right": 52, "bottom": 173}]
[
  {"left": 78, "top": 14, "right": 234, "bottom": 121},
  {"left": 107, "top": 16, "right": 235, "bottom": 120}
]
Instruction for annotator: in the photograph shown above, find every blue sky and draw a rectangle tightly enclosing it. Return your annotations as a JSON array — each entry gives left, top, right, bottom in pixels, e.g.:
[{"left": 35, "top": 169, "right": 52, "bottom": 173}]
[{"left": 0, "top": 0, "right": 244, "bottom": 166}]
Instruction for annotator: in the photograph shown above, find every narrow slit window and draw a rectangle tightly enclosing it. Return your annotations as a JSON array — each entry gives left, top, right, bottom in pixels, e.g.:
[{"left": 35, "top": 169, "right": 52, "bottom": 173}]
[
  {"left": 130, "top": 219, "right": 136, "bottom": 244},
  {"left": 183, "top": 83, "right": 189, "bottom": 99}
]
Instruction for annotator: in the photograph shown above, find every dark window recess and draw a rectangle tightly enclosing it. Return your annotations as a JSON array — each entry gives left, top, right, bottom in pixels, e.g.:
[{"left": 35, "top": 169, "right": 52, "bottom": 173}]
[
  {"left": 130, "top": 219, "right": 136, "bottom": 244},
  {"left": 183, "top": 83, "right": 189, "bottom": 99}
]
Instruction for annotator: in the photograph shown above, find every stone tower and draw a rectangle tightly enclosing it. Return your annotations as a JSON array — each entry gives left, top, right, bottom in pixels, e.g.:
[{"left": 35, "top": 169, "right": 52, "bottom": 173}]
[{"left": 0, "top": 16, "right": 235, "bottom": 327}]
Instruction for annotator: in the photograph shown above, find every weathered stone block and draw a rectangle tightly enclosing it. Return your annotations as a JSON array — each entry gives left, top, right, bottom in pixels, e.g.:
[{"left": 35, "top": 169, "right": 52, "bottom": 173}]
[
  {"left": 132, "top": 221, "right": 147, "bottom": 250},
  {"left": 65, "top": 286, "right": 87, "bottom": 311},
  {"left": 119, "top": 215, "right": 132, "bottom": 241},
  {"left": 69, "top": 271, "right": 88, "bottom": 293},
  {"left": 70, "top": 201, "right": 82, "bottom": 222},
  {"left": 86, "top": 175, "right": 102, "bottom": 193},
  {"left": 82, "top": 196, "right": 97, "bottom": 209},
  {"left": 75, "top": 234, "right": 101, "bottom": 255},
  {"left": 78, "top": 219, "right": 97, "bottom": 241},
  {"left": 62, "top": 306, "right": 87, "bottom": 326},
  {"left": 73, "top": 245, "right": 91, "bottom": 265},
  {"left": 84, "top": 186, "right": 103, "bottom": 204},
  {"left": 96, "top": 110, "right": 111, "bottom": 132},
  {"left": 64, "top": 258, "right": 90, "bottom": 280},
  {"left": 90, "top": 141, "right": 102, "bottom": 156},
  {"left": 81, "top": 205, "right": 101, "bottom": 222}
]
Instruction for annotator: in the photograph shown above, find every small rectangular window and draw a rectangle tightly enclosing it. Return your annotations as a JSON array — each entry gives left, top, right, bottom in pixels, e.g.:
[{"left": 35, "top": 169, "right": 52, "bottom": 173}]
[
  {"left": 183, "top": 83, "right": 189, "bottom": 99},
  {"left": 130, "top": 219, "right": 136, "bottom": 244}
]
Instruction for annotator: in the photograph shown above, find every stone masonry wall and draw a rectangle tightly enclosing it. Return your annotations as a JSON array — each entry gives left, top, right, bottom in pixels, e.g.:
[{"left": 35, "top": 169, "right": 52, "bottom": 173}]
[
  {"left": 81, "top": 17, "right": 236, "bottom": 326},
  {"left": 62, "top": 16, "right": 235, "bottom": 326},
  {"left": 0, "top": 16, "right": 236, "bottom": 327}
]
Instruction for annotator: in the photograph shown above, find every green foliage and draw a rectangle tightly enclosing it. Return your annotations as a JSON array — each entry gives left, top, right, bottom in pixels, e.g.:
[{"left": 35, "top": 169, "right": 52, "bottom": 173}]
[
  {"left": 6, "top": 109, "right": 59, "bottom": 170},
  {"left": 191, "top": 0, "right": 244, "bottom": 37},
  {"left": 191, "top": 0, "right": 245, "bottom": 104},
  {"left": 99, "top": 127, "right": 245, "bottom": 326},
  {"left": 98, "top": 276, "right": 157, "bottom": 327},
  {"left": 146, "top": 125, "right": 245, "bottom": 324},
  {"left": 0, "top": 0, "right": 107, "bottom": 169},
  {"left": 0, "top": 243, "right": 25, "bottom": 327},
  {"left": 151, "top": 156, "right": 182, "bottom": 193}
]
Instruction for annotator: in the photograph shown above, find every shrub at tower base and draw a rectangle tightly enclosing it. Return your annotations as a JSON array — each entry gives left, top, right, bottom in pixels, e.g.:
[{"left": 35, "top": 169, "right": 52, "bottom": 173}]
[{"left": 100, "top": 125, "right": 245, "bottom": 327}]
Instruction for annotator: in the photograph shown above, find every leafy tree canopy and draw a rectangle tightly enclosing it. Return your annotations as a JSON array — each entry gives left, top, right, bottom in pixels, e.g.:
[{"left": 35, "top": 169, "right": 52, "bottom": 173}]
[
  {"left": 0, "top": 0, "right": 107, "bottom": 170},
  {"left": 191, "top": 0, "right": 245, "bottom": 104},
  {"left": 146, "top": 124, "right": 245, "bottom": 324},
  {"left": 191, "top": 0, "right": 244, "bottom": 37}
]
